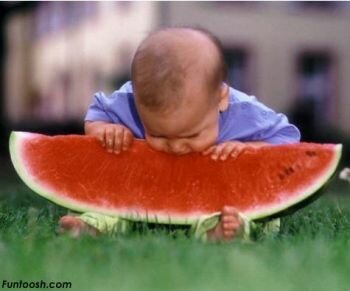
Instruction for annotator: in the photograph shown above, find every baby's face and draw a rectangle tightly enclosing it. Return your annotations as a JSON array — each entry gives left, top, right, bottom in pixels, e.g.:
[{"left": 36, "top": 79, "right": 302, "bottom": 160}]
[
  {"left": 140, "top": 105, "right": 218, "bottom": 155},
  {"left": 136, "top": 85, "right": 227, "bottom": 155}
]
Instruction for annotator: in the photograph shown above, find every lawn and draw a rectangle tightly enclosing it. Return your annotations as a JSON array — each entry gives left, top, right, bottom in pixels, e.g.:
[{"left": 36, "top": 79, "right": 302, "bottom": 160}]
[{"left": 1, "top": 158, "right": 350, "bottom": 291}]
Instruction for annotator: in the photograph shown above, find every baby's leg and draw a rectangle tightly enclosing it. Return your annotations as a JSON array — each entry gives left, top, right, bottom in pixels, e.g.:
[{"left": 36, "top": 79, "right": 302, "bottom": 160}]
[
  {"left": 58, "top": 212, "right": 132, "bottom": 237},
  {"left": 206, "top": 206, "right": 243, "bottom": 242}
]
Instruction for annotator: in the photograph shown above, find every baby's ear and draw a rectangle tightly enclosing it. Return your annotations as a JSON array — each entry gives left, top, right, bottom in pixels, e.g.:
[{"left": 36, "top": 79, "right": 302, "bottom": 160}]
[{"left": 218, "top": 83, "right": 229, "bottom": 112}]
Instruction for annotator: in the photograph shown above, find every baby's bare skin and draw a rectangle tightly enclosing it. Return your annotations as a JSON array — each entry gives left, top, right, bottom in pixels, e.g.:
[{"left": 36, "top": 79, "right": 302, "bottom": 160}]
[{"left": 58, "top": 215, "right": 99, "bottom": 237}]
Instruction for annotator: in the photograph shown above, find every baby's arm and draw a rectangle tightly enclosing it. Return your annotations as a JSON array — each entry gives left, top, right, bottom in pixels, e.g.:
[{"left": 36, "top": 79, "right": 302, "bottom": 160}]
[{"left": 85, "top": 121, "right": 133, "bottom": 154}]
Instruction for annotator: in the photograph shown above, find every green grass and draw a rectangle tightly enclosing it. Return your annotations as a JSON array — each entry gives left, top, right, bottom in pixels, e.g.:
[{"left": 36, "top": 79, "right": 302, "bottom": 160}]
[{"left": 1, "top": 168, "right": 350, "bottom": 291}]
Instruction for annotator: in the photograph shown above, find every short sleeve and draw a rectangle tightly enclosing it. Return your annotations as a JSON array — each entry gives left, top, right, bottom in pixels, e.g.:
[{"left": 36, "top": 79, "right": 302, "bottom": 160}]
[
  {"left": 219, "top": 92, "right": 301, "bottom": 144},
  {"left": 85, "top": 92, "right": 119, "bottom": 123},
  {"left": 83, "top": 82, "right": 145, "bottom": 138},
  {"left": 250, "top": 110, "right": 301, "bottom": 144}
]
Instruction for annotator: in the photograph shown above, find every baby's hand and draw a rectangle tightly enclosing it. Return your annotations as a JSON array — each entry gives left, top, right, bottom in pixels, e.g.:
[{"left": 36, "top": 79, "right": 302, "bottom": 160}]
[
  {"left": 85, "top": 122, "right": 133, "bottom": 154},
  {"left": 202, "top": 141, "right": 246, "bottom": 161}
]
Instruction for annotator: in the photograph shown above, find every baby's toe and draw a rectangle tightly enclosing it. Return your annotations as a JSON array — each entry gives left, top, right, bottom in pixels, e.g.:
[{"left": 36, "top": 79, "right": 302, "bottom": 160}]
[
  {"left": 223, "top": 221, "right": 236, "bottom": 230},
  {"left": 223, "top": 229, "right": 235, "bottom": 238}
]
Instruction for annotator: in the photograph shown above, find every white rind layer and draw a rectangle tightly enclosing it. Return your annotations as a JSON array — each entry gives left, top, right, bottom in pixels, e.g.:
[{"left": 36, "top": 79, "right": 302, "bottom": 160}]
[{"left": 9, "top": 131, "right": 342, "bottom": 224}]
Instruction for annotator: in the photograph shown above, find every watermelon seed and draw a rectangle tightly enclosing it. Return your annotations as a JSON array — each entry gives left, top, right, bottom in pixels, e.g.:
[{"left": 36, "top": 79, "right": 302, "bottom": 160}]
[
  {"left": 284, "top": 167, "right": 295, "bottom": 176},
  {"left": 278, "top": 173, "right": 285, "bottom": 180},
  {"left": 306, "top": 150, "right": 317, "bottom": 157}
]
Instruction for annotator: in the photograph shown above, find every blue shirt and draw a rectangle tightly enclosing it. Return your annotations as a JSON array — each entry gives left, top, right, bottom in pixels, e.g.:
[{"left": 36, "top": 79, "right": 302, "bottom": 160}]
[{"left": 85, "top": 81, "right": 300, "bottom": 144}]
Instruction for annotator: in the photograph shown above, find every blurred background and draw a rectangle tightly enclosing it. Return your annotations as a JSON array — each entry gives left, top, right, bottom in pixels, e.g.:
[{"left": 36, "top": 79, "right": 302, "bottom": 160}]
[{"left": 1, "top": 1, "right": 349, "bottom": 164}]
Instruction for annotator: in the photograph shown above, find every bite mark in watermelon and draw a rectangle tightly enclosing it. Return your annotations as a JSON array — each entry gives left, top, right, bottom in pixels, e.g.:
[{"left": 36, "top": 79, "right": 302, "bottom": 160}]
[{"left": 9, "top": 131, "right": 342, "bottom": 224}]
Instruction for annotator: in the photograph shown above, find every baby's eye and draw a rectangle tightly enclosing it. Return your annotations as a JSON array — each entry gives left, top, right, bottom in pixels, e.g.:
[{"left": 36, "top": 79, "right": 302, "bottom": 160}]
[{"left": 186, "top": 132, "right": 200, "bottom": 139}]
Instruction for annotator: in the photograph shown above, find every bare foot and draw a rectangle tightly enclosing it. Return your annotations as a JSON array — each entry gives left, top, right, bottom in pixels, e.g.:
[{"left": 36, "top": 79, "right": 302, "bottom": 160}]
[
  {"left": 207, "top": 206, "right": 243, "bottom": 242},
  {"left": 58, "top": 215, "right": 99, "bottom": 237}
]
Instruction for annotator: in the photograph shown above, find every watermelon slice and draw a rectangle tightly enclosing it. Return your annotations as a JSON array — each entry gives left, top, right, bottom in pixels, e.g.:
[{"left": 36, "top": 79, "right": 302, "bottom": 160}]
[{"left": 9, "top": 131, "right": 342, "bottom": 224}]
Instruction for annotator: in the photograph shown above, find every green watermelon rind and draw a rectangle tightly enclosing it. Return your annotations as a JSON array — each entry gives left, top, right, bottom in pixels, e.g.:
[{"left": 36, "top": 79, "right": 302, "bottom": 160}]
[{"left": 9, "top": 131, "right": 342, "bottom": 224}]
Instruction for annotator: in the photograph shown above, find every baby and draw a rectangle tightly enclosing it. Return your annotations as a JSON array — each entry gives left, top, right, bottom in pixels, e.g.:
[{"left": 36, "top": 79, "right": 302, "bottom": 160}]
[{"left": 59, "top": 27, "right": 300, "bottom": 241}]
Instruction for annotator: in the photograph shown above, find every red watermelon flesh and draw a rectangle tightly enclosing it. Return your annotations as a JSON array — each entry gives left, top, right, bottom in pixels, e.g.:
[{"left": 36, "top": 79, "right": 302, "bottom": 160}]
[{"left": 9, "top": 131, "right": 342, "bottom": 223}]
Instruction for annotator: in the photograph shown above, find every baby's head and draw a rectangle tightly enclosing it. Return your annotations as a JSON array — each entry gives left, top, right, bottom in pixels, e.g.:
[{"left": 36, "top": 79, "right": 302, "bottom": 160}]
[{"left": 131, "top": 27, "right": 229, "bottom": 155}]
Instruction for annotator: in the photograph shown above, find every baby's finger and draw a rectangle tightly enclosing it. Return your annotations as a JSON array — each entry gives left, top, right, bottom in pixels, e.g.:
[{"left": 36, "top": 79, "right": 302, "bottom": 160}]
[
  {"left": 223, "top": 222, "right": 239, "bottom": 229},
  {"left": 231, "top": 144, "right": 245, "bottom": 158},
  {"left": 202, "top": 146, "right": 215, "bottom": 156},
  {"left": 97, "top": 131, "right": 105, "bottom": 147},
  {"left": 210, "top": 144, "right": 226, "bottom": 160},
  {"left": 219, "top": 143, "right": 237, "bottom": 160},
  {"left": 223, "top": 229, "right": 235, "bottom": 238},
  {"left": 231, "top": 148, "right": 242, "bottom": 159},
  {"left": 113, "top": 128, "right": 123, "bottom": 154},
  {"left": 104, "top": 127, "right": 115, "bottom": 152},
  {"left": 122, "top": 129, "right": 133, "bottom": 151},
  {"left": 222, "top": 215, "right": 236, "bottom": 223}
]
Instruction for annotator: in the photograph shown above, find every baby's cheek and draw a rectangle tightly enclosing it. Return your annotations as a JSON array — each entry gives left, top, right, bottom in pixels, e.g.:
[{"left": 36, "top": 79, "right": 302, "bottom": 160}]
[
  {"left": 145, "top": 138, "right": 167, "bottom": 152},
  {"left": 190, "top": 135, "right": 216, "bottom": 152},
  {"left": 191, "top": 124, "right": 219, "bottom": 152}
]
